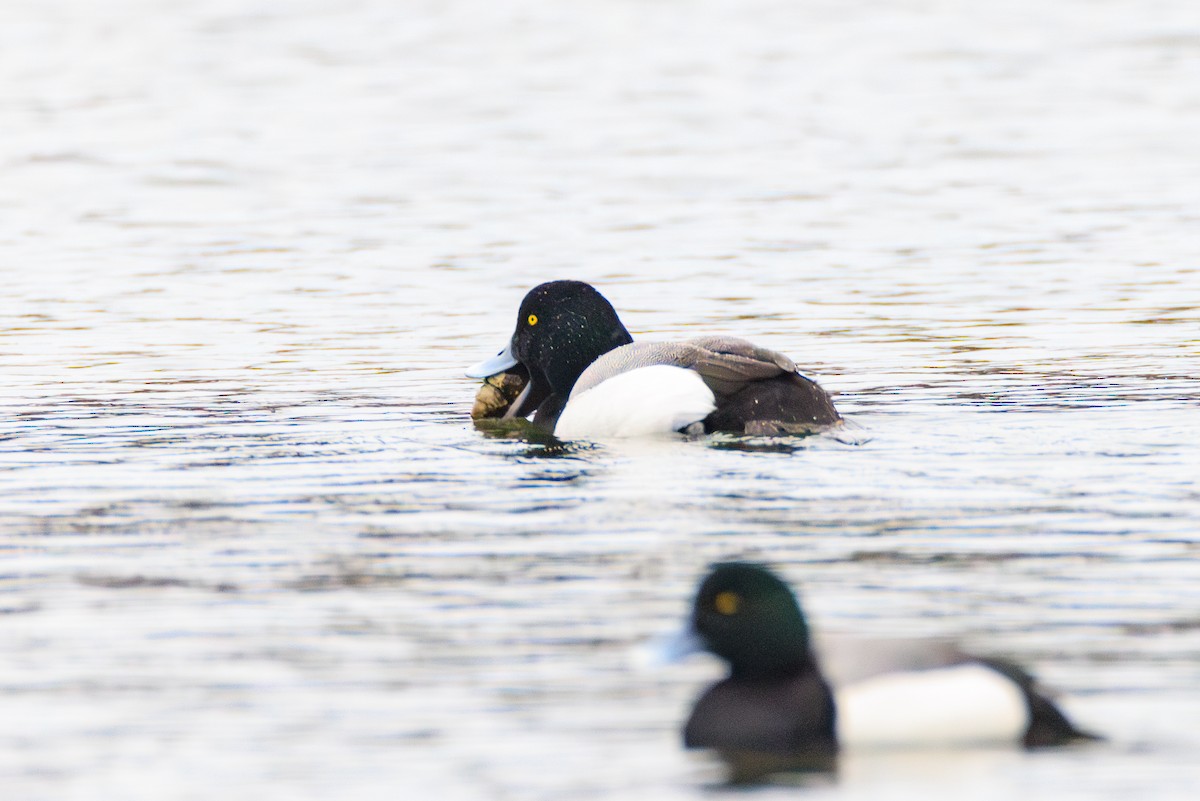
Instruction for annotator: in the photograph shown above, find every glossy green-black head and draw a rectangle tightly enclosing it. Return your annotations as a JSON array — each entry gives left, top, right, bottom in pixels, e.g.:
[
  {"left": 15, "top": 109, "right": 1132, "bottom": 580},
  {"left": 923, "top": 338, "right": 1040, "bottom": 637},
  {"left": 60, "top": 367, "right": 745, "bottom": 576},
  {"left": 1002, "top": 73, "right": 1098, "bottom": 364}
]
[
  {"left": 511, "top": 280, "right": 633, "bottom": 398},
  {"left": 693, "top": 563, "right": 814, "bottom": 679}
]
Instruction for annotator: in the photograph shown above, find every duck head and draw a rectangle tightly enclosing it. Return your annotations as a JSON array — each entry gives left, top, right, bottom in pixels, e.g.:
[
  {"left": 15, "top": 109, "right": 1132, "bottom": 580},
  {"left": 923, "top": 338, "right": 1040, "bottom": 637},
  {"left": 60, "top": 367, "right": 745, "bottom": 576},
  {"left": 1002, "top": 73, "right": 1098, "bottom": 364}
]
[
  {"left": 467, "top": 281, "right": 633, "bottom": 427},
  {"left": 690, "top": 562, "right": 816, "bottom": 680}
]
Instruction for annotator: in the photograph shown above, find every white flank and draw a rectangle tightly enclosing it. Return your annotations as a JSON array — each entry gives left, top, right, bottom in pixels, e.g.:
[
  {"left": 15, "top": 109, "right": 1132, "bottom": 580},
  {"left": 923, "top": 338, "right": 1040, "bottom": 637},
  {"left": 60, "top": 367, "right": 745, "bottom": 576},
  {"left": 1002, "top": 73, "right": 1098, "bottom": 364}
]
[
  {"left": 836, "top": 663, "right": 1029, "bottom": 749},
  {"left": 554, "top": 365, "right": 716, "bottom": 439}
]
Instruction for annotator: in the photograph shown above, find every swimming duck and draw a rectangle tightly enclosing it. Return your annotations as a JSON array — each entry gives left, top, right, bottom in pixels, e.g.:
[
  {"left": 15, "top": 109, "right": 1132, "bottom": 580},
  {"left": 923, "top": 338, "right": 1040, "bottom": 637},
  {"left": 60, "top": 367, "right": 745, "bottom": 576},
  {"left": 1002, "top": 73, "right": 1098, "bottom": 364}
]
[
  {"left": 466, "top": 281, "right": 841, "bottom": 438},
  {"left": 670, "top": 563, "right": 1098, "bottom": 782}
]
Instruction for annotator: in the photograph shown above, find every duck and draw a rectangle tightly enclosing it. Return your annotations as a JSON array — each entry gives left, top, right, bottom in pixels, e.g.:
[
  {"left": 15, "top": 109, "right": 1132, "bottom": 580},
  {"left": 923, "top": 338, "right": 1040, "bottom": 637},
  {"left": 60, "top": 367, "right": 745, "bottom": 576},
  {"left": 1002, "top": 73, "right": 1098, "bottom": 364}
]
[
  {"left": 668, "top": 562, "right": 1098, "bottom": 782},
  {"left": 465, "top": 280, "right": 841, "bottom": 438}
]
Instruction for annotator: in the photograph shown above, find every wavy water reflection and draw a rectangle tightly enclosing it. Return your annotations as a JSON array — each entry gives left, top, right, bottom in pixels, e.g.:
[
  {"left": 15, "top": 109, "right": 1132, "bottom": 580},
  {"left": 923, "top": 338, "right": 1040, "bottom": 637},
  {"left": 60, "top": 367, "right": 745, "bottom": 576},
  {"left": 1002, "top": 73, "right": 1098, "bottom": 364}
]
[{"left": 3, "top": 0, "right": 1200, "bottom": 799}]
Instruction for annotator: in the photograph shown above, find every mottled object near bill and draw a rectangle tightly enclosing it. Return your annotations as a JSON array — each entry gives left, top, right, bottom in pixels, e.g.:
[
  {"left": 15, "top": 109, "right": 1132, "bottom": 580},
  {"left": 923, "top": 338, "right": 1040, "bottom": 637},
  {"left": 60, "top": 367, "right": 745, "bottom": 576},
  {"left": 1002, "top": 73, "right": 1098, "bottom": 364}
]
[{"left": 470, "top": 371, "right": 529, "bottom": 419}]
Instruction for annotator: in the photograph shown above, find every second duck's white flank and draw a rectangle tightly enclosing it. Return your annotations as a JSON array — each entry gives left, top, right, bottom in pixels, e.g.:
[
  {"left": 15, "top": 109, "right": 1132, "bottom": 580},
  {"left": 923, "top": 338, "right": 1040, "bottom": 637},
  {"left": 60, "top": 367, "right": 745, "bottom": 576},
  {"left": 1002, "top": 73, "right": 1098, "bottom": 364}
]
[
  {"left": 836, "top": 663, "right": 1029, "bottom": 749},
  {"left": 554, "top": 365, "right": 716, "bottom": 439}
]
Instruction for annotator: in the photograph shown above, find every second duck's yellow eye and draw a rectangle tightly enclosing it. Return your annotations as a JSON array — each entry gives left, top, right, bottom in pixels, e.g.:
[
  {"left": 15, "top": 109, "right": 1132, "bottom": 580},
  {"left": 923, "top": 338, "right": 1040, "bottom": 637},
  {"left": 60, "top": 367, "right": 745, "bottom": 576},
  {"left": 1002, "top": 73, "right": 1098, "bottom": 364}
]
[
  {"left": 714, "top": 591, "right": 741, "bottom": 616},
  {"left": 528, "top": 314, "right": 538, "bottom": 326}
]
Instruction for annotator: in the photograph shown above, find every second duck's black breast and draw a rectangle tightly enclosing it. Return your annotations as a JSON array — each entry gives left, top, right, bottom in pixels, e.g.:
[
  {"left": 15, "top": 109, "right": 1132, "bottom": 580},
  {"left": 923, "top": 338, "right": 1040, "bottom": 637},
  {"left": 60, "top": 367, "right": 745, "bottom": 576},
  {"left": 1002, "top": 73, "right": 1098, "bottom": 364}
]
[{"left": 685, "top": 672, "right": 838, "bottom": 758}]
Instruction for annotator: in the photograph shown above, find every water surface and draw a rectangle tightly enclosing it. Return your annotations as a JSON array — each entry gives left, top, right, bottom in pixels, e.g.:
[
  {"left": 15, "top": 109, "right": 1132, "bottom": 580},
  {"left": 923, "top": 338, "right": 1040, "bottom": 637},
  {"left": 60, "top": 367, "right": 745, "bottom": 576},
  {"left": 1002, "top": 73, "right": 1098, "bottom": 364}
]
[{"left": 2, "top": 1, "right": 1199, "bottom": 799}]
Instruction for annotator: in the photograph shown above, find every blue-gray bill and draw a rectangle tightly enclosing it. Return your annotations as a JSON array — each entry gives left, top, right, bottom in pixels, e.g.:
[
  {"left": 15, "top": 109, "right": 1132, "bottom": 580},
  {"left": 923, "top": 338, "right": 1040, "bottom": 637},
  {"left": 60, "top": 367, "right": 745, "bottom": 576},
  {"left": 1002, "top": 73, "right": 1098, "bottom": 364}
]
[{"left": 466, "top": 343, "right": 518, "bottom": 379}]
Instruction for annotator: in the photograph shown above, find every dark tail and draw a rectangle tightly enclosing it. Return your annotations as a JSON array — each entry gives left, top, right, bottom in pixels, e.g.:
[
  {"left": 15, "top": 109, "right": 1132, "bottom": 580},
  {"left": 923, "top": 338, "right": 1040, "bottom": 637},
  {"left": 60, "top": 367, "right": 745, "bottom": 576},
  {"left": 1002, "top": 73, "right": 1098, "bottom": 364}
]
[{"left": 980, "top": 658, "right": 1102, "bottom": 747}]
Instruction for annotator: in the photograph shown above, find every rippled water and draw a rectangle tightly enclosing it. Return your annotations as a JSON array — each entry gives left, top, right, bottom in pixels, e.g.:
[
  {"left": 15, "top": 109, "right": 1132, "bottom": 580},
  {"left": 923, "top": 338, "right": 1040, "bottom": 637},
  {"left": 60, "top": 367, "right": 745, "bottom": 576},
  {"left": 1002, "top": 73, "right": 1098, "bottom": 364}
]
[{"left": 2, "top": 0, "right": 1199, "bottom": 798}]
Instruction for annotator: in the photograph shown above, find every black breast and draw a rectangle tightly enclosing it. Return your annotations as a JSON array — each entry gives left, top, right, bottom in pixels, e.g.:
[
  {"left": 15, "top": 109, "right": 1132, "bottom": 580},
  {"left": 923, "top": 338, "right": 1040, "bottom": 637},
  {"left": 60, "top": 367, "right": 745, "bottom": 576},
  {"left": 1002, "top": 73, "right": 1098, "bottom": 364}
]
[{"left": 684, "top": 672, "right": 837, "bottom": 757}]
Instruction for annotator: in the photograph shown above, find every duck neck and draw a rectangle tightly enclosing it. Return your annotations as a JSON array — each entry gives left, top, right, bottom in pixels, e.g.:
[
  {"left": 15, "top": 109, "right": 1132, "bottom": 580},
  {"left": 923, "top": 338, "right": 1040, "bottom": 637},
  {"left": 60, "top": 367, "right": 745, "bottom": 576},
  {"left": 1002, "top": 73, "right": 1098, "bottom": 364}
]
[
  {"left": 730, "top": 646, "right": 821, "bottom": 682},
  {"left": 541, "top": 323, "right": 632, "bottom": 397}
]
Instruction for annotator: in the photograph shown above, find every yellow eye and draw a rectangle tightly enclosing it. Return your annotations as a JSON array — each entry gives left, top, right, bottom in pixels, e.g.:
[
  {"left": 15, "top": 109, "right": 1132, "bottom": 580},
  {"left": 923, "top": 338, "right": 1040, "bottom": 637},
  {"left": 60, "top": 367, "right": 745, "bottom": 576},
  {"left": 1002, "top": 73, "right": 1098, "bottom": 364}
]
[
  {"left": 714, "top": 591, "right": 741, "bottom": 616},
  {"left": 527, "top": 314, "right": 538, "bottom": 326}
]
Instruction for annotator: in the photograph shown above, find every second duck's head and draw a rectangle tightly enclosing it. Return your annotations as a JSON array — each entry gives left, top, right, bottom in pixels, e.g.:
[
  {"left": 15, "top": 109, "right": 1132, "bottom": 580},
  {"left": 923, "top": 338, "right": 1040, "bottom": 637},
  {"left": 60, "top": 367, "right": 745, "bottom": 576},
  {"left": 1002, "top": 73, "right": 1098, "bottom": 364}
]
[{"left": 692, "top": 562, "right": 816, "bottom": 679}]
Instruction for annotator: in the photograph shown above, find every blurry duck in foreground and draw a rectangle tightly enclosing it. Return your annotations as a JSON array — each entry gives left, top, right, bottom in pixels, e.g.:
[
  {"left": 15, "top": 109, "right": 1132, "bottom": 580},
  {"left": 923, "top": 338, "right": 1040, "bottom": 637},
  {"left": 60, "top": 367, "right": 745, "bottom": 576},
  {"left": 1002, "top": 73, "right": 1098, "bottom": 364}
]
[
  {"left": 663, "top": 563, "right": 1099, "bottom": 783},
  {"left": 467, "top": 281, "right": 841, "bottom": 439}
]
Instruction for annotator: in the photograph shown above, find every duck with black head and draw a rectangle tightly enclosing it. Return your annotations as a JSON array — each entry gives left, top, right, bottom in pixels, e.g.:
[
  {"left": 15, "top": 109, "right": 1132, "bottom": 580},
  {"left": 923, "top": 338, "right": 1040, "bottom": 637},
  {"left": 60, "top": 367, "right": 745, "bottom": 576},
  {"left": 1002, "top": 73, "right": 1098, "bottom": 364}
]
[
  {"left": 665, "top": 563, "right": 1099, "bottom": 783},
  {"left": 466, "top": 281, "right": 841, "bottom": 439}
]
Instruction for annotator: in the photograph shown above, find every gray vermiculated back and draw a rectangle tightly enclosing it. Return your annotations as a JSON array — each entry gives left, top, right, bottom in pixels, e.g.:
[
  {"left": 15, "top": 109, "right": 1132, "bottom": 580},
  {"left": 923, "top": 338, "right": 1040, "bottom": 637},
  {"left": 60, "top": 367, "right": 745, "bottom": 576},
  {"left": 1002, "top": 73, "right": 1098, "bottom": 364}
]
[{"left": 570, "top": 337, "right": 797, "bottom": 399}]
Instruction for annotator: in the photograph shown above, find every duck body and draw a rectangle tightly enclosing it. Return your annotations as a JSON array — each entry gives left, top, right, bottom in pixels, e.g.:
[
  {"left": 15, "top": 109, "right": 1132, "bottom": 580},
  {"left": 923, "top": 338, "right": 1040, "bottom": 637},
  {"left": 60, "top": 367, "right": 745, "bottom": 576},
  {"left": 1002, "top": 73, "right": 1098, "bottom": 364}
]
[
  {"left": 675, "top": 563, "right": 1098, "bottom": 782},
  {"left": 466, "top": 281, "right": 840, "bottom": 439}
]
